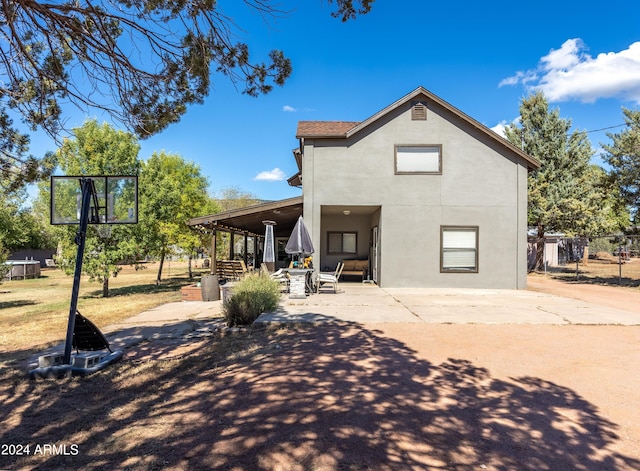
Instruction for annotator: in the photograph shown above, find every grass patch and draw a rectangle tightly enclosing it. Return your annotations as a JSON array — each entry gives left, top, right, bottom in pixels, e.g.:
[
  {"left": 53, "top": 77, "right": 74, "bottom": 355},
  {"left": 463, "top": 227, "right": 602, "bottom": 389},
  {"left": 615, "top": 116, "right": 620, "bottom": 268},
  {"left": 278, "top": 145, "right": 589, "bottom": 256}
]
[{"left": 0, "top": 262, "right": 209, "bottom": 362}]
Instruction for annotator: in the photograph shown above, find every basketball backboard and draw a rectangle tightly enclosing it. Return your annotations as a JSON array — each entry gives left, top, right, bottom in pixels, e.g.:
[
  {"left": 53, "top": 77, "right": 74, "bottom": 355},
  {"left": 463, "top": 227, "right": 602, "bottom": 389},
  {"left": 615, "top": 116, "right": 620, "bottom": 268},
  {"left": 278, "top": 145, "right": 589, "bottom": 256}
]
[{"left": 50, "top": 176, "right": 138, "bottom": 225}]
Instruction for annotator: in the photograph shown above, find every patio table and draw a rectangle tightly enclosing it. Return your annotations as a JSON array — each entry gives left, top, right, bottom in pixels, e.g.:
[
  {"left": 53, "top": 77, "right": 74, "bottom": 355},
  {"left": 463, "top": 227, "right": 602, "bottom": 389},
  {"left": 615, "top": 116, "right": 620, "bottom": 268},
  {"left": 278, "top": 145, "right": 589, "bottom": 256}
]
[{"left": 283, "top": 268, "right": 315, "bottom": 299}]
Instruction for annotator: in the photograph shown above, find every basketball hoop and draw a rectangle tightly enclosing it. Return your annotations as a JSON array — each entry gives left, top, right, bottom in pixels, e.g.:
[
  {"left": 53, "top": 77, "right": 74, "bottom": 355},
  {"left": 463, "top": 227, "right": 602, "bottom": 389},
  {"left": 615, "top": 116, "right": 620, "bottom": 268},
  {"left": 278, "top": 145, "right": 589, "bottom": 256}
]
[{"left": 33, "top": 175, "right": 139, "bottom": 377}]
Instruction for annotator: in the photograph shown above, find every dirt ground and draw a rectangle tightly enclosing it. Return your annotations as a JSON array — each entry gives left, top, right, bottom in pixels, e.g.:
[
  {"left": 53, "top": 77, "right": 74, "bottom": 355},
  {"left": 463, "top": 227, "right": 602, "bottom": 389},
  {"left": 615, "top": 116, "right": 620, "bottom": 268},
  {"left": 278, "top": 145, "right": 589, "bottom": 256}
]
[
  {"left": 2, "top": 275, "right": 640, "bottom": 470},
  {"left": 527, "top": 271, "right": 640, "bottom": 313},
  {"left": 364, "top": 275, "right": 640, "bottom": 470}
]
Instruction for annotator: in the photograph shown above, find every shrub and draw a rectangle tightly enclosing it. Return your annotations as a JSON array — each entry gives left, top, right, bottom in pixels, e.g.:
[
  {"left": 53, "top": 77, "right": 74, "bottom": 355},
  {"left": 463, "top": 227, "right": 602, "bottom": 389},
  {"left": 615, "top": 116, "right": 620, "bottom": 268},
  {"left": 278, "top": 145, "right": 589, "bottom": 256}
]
[{"left": 223, "top": 274, "right": 281, "bottom": 326}]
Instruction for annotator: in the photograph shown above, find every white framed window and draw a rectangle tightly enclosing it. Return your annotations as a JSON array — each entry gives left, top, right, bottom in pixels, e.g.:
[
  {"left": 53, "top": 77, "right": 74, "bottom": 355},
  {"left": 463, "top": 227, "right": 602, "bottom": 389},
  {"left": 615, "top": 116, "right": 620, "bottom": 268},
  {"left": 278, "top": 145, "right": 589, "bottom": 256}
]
[
  {"left": 395, "top": 145, "right": 442, "bottom": 174},
  {"left": 328, "top": 231, "right": 357, "bottom": 254},
  {"left": 441, "top": 226, "right": 478, "bottom": 273}
]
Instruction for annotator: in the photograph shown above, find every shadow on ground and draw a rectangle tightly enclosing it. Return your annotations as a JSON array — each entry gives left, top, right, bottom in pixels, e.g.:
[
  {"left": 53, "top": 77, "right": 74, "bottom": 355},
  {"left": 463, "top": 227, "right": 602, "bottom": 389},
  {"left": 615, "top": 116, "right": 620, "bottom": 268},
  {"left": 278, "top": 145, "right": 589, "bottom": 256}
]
[
  {"left": 0, "top": 299, "right": 38, "bottom": 310},
  {"left": 83, "top": 278, "right": 192, "bottom": 298},
  {"left": 547, "top": 267, "right": 640, "bottom": 288},
  {"left": 1, "top": 322, "right": 637, "bottom": 470},
  {"left": 561, "top": 275, "right": 640, "bottom": 288}
]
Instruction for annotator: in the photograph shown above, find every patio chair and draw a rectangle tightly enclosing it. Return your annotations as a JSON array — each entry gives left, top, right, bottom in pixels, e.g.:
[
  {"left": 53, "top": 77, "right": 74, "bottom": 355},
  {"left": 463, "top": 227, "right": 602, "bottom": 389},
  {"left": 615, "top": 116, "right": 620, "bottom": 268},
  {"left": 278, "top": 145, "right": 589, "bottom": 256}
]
[
  {"left": 262, "top": 264, "right": 289, "bottom": 292},
  {"left": 316, "top": 262, "right": 344, "bottom": 293}
]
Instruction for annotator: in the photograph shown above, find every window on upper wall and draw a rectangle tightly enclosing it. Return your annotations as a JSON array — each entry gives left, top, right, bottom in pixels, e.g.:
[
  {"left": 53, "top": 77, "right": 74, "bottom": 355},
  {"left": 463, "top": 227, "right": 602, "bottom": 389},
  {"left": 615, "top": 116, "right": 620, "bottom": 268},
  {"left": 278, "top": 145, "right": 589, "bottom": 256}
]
[
  {"left": 441, "top": 226, "right": 478, "bottom": 273},
  {"left": 328, "top": 231, "right": 357, "bottom": 255},
  {"left": 395, "top": 145, "right": 442, "bottom": 174}
]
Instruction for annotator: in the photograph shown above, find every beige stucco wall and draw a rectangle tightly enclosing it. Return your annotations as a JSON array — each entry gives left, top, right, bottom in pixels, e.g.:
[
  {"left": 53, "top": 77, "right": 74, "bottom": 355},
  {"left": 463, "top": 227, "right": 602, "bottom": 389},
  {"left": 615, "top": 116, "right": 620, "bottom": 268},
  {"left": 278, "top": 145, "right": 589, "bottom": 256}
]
[{"left": 302, "top": 97, "right": 529, "bottom": 289}]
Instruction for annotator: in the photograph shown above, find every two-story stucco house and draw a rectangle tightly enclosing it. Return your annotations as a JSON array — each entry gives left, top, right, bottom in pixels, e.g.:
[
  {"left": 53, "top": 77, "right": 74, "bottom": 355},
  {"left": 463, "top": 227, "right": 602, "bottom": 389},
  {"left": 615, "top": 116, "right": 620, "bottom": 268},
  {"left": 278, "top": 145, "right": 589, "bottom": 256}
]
[
  {"left": 288, "top": 86, "right": 539, "bottom": 289},
  {"left": 189, "top": 86, "right": 539, "bottom": 289}
]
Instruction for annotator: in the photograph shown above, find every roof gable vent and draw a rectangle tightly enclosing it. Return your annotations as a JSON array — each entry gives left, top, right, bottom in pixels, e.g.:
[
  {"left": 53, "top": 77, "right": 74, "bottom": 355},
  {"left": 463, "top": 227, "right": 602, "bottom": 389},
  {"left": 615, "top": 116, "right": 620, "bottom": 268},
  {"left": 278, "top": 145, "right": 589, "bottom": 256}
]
[{"left": 412, "top": 101, "right": 427, "bottom": 120}]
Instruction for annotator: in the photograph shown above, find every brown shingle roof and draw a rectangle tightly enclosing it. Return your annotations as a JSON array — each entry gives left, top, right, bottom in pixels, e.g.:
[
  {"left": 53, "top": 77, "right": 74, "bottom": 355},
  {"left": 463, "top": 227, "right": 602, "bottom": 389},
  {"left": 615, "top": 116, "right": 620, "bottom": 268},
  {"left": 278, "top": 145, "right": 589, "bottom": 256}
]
[{"left": 296, "top": 121, "right": 361, "bottom": 138}]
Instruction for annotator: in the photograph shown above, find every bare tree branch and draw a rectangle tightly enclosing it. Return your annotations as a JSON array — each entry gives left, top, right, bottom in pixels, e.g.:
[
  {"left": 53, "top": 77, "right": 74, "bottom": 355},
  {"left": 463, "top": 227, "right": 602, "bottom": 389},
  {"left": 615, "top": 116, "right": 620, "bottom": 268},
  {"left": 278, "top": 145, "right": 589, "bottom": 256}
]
[{"left": 0, "top": 0, "right": 372, "bottom": 187}]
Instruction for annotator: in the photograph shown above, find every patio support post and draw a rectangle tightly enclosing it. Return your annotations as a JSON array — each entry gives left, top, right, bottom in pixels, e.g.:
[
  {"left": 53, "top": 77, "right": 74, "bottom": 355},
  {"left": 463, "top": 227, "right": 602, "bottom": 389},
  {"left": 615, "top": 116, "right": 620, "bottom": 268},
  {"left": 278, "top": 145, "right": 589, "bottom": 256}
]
[
  {"left": 210, "top": 229, "right": 217, "bottom": 275},
  {"left": 244, "top": 232, "right": 249, "bottom": 268},
  {"left": 230, "top": 232, "right": 235, "bottom": 260},
  {"left": 201, "top": 227, "right": 220, "bottom": 301},
  {"left": 253, "top": 235, "right": 259, "bottom": 270}
]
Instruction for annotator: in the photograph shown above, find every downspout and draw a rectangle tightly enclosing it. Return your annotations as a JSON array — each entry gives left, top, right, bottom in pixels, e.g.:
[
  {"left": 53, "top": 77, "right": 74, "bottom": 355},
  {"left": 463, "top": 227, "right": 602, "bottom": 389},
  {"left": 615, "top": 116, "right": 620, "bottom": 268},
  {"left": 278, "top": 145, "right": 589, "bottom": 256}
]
[{"left": 517, "top": 157, "right": 520, "bottom": 289}]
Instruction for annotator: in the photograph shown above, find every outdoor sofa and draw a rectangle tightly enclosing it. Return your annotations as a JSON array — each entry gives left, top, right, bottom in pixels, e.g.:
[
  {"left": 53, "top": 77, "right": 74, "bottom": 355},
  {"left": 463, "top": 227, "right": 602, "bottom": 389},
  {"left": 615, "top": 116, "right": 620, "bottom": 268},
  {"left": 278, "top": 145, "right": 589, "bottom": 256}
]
[{"left": 340, "top": 259, "right": 369, "bottom": 281}]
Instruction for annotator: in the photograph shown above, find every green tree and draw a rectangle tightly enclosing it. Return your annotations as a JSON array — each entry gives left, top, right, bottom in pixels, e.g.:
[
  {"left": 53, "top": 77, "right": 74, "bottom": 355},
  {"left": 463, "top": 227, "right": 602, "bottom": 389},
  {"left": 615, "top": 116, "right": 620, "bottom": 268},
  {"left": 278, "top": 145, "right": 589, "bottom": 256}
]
[
  {"left": 583, "top": 165, "right": 630, "bottom": 234},
  {"left": 214, "top": 186, "right": 263, "bottom": 212},
  {"left": 139, "top": 151, "right": 211, "bottom": 284},
  {"left": 0, "top": 184, "right": 55, "bottom": 282},
  {"left": 0, "top": 189, "right": 23, "bottom": 283},
  {"left": 504, "top": 92, "right": 624, "bottom": 269},
  {"left": 602, "top": 108, "right": 640, "bottom": 224},
  {"left": 211, "top": 187, "right": 261, "bottom": 261},
  {"left": 0, "top": 240, "right": 8, "bottom": 282},
  {"left": 54, "top": 119, "right": 141, "bottom": 297},
  {"left": 0, "top": 185, "right": 51, "bottom": 250}
]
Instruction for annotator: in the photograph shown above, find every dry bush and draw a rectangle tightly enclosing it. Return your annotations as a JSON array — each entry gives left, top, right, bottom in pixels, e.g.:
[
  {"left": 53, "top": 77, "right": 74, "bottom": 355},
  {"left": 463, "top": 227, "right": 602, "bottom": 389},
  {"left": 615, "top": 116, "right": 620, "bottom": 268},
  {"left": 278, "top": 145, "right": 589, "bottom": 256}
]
[{"left": 223, "top": 274, "right": 281, "bottom": 327}]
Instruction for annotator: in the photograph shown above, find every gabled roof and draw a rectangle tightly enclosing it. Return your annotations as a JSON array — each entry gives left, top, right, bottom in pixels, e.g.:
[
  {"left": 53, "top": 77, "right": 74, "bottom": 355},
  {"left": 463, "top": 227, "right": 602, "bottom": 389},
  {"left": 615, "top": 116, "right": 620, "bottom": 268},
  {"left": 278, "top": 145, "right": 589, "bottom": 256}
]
[{"left": 295, "top": 86, "right": 540, "bottom": 170}]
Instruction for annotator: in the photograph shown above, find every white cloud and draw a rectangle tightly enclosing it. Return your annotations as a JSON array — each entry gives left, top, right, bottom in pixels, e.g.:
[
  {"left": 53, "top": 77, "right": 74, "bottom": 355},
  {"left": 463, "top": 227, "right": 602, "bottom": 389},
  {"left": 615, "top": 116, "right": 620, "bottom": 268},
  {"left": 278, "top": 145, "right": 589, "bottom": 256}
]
[
  {"left": 490, "top": 117, "right": 520, "bottom": 138},
  {"left": 282, "top": 105, "right": 316, "bottom": 113},
  {"left": 255, "top": 168, "right": 286, "bottom": 181},
  {"left": 500, "top": 39, "right": 640, "bottom": 104},
  {"left": 490, "top": 121, "right": 508, "bottom": 138},
  {"left": 542, "top": 38, "right": 583, "bottom": 70}
]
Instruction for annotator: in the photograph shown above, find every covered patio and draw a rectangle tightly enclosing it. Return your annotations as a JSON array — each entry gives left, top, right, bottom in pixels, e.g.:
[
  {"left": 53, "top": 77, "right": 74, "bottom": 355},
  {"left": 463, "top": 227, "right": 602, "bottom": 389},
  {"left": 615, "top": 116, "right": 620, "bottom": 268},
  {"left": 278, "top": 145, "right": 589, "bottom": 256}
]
[{"left": 187, "top": 196, "right": 303, "bottom": 274}]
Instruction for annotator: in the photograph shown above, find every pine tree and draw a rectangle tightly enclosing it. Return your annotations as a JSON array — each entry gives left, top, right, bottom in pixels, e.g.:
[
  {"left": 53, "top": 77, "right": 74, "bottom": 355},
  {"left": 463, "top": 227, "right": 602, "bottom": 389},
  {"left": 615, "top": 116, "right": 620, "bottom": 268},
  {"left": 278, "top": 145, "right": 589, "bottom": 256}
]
[
  {"left": 505, "top": 92, "right": 623, "bottom": 270},
  {"left": 602, "top": 108, "right": 640, "bottom": 225}
]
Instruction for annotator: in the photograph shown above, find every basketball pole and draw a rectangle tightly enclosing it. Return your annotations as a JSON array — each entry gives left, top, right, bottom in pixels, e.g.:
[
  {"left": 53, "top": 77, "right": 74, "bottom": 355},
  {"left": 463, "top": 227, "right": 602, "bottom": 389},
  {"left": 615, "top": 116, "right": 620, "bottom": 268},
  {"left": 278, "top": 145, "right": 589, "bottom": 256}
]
[{"left": 62, "top": 178, "right": 95, "bottom": 365}]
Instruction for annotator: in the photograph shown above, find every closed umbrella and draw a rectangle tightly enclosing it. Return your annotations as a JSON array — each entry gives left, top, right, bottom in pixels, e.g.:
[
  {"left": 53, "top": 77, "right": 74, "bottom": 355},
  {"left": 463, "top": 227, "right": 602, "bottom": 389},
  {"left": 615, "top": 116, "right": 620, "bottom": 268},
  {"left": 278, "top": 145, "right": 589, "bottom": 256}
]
[{"left": 285, "top": 216, "right": 314, "bottom": 266}]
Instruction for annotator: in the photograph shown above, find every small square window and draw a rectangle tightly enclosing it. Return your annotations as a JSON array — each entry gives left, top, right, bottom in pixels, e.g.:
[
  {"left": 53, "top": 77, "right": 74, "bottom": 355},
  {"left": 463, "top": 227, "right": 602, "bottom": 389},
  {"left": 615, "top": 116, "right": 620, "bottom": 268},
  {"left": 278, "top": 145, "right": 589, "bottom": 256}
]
[
  {"left": 441, "top": 226, "right": 478, "bottom": 273},
  {"left": 328, "top": 231, "right": 357, "bottom": 254},
  {"left": 395, "top": 145, "right": 442, "bottom": 174}
]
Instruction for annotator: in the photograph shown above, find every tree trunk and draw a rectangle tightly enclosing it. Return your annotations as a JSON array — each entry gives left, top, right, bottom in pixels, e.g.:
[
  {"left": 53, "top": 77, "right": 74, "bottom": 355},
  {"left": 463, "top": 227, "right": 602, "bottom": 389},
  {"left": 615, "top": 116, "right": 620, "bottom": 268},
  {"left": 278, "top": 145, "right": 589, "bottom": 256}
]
[
  {"left": 188, "top": 254, "right": 193, "bottom": 280},
  {"left": 102, "top": 277, "right": 109, "bottom": 298},
  {"left": 156, "top": 249, "right": 165, "bottom": 285},
  {"left": 535, "top": 223, "right": 545, "bottom": 271}
]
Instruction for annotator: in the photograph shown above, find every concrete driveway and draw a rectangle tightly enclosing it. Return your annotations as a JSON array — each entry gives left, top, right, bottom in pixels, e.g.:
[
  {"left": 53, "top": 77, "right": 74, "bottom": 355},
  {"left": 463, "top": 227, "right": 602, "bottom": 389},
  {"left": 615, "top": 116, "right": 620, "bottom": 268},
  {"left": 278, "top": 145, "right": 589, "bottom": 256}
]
[{"left": 256, "top": 283, "right": 640, "bottom": 325}]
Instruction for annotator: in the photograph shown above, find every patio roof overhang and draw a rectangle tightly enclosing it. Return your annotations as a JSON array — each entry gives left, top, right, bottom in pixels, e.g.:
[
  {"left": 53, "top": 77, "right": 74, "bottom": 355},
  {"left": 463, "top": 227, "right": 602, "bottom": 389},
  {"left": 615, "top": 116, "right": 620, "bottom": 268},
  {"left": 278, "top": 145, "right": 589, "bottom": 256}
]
[{"left": 187, "top": 196, "right": 303, "bottom": 236}]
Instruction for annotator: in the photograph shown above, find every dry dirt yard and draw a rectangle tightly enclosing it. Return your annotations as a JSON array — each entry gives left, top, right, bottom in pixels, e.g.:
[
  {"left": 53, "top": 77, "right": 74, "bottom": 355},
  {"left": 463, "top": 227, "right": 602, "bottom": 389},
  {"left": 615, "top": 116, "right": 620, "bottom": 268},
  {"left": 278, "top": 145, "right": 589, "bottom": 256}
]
[{"left": 1, "top": 274, "right": 640, "bottom": 470}]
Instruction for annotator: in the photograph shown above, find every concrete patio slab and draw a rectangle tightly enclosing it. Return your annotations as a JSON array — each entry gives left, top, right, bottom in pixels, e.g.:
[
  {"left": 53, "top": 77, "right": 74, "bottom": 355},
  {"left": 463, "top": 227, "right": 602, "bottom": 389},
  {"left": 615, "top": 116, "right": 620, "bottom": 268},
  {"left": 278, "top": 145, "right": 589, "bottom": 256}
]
[
  {"left": 406, "top": 305, "right": 566, "bottom": 325},
  {"left": 107, "top": 300, "right": 223, "bottom": 329},
  {"left": 31, "top": 280, "right": 638, "bottom": 371},
  {"left": 256, "top": 283, "right": 640, "bottom": 326},
  {"left": 257, "top": 304, "right": 419, "bottom": 324}
]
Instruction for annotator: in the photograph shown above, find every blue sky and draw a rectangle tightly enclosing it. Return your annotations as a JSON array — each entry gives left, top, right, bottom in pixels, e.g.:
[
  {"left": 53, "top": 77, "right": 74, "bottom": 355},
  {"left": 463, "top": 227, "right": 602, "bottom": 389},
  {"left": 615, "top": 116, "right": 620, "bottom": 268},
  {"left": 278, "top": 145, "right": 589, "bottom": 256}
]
[{"left": 28, "top": 0, "right": 640, "bottom": 202}]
